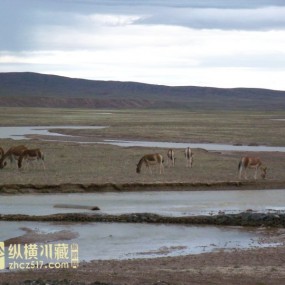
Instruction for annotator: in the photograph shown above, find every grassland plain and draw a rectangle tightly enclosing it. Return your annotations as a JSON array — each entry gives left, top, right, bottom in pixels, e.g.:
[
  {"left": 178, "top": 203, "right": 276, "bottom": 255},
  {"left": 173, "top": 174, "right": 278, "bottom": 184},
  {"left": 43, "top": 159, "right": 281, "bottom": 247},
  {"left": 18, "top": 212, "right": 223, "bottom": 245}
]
[
  {"left": 1, "top": 107, "right": 285, "bottom": 284},
  {"left": 0, "top": 107, "right": 285, "bottom": 187}
]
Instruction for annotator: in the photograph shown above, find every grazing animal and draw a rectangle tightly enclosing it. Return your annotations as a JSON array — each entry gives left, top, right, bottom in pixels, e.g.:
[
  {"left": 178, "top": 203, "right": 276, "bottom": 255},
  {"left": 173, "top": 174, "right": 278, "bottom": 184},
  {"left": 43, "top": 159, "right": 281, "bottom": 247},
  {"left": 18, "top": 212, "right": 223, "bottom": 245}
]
[
  {"left": 185, "top": 147, "right": 193, "bottom": 168},
  {"left": 18, "top": 148, "right": 45, "bottom": 170},
  {"left": 136, "top": 153, "right": 164, "bottom": 174},
  {"left": 0, "top": 145, "right": 28, "bottom": 169},
  {"left": 238, "top": 156, "right": 267, "bottom": 180},
  {"left": 167, "top": 149, "right": 175, "bottom": 167}
]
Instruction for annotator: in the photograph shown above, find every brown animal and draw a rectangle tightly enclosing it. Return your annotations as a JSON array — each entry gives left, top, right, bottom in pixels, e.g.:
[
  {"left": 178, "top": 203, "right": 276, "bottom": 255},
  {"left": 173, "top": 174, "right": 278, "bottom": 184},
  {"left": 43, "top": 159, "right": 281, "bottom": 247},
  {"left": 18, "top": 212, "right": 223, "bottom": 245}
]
[
  {"left": 136, "top": 153, "right": 164, "bottom": 174},
  {"left": 18, "top": 148, "right": 45, "bottom": 169},
  {"left": 0, "top": 145, "right": 28, "bottom": 169},
  {"left": 238, "top": 156, "right": 267, "bottom": 180}
]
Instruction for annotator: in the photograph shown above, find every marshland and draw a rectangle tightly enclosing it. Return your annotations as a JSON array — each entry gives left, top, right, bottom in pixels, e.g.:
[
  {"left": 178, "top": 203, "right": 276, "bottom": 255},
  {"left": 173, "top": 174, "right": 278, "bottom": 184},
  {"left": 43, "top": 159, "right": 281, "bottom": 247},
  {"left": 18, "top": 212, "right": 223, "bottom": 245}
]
[{"left": 1, "top": 107, "right": 285, "bottom": 285}]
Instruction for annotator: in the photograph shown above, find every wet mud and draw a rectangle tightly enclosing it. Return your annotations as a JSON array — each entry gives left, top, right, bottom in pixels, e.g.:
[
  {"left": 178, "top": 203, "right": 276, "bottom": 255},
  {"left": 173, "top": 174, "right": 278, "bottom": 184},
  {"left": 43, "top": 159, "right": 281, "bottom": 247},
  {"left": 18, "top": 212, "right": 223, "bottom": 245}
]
[
  {"left": 1, "top": 211, "right": 285, "bottom": 227},
  {"left": 4, "top": 227, "right": 79, "bottom": 246},
  {"left": 0, "top": 180, "right": 285, "bottom": 194}
]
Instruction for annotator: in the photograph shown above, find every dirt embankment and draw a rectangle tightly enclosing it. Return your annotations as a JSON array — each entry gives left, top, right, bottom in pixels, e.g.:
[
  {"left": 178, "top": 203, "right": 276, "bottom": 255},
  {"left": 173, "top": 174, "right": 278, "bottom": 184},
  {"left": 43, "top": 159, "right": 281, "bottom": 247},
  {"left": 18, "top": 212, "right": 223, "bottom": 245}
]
[
  {"left": 1, "top": 211, "right": 285, "bottom": 228},
  {"left": 0, "top": 180, "right": 284, "bottom": 194}
]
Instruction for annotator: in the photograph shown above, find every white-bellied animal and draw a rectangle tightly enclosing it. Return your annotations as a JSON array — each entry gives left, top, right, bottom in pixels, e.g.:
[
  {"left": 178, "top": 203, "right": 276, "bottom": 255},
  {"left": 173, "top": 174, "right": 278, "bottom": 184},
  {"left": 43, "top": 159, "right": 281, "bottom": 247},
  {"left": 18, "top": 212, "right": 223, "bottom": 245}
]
[
  {"left": 0, "top": 145, "right": 28, "bottom": 169},
  {"left": 167, "top": 149, "right": 175, "bottom": 167},
  {"left": 238, "top": 156, "right": 267, "bottom": 180},
  {"left": 18, "top": 148, "right": 45, "bottom": 170},
  {"left": 185, "top": 147, "right": 193, "bottom": 168},
  {"left": 136, "top": 153, "right": 164, "bottom": 174}
]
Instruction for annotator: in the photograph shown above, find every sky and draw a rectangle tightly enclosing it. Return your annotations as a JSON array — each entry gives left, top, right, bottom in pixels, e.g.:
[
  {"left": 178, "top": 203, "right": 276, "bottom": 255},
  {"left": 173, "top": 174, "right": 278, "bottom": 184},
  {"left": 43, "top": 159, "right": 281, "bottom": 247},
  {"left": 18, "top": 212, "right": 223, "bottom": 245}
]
[{"left": 1, "top": 0, "right": 285, "bottom": 90}]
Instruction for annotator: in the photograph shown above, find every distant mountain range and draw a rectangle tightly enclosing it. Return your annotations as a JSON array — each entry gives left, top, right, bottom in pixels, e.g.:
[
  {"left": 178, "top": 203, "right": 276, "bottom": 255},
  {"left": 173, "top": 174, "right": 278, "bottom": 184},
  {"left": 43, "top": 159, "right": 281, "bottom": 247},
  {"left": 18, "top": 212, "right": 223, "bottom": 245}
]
[{"left": 0, "top": 72, "right": 284, "bottom": 110}]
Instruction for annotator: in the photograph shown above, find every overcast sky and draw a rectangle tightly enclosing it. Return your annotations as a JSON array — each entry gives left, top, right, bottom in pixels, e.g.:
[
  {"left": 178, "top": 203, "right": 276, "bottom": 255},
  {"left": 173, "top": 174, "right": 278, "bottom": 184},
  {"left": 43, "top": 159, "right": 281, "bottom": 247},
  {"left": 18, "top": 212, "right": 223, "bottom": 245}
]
[{"left": 1, "top": 0, "right": 285, "bottom": 89}]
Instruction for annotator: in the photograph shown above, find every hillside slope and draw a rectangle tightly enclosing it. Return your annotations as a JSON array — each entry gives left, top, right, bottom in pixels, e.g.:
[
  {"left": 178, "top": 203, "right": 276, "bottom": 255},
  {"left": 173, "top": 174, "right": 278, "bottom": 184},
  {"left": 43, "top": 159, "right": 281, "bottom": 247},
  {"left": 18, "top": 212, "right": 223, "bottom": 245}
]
[{"left": 0, "top": 72, "right": 284, "bottom": 110}]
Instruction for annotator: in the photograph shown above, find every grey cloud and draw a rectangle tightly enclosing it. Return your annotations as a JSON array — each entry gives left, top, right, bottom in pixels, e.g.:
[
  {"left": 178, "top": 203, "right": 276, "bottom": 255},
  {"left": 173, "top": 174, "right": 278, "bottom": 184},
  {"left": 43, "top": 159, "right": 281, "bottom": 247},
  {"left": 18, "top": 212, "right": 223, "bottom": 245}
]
[
  {"left": 47, "top": 0, "right": 285, "bottom": 9},
  {"left": 0, "top": 0, "right": 90, "bottom": 51},
  {"left": 1, "top": 0, "right": 285, "bottom": 52},
  {"left": 138, "top": 7, "right": 285, "bottom": 30}
]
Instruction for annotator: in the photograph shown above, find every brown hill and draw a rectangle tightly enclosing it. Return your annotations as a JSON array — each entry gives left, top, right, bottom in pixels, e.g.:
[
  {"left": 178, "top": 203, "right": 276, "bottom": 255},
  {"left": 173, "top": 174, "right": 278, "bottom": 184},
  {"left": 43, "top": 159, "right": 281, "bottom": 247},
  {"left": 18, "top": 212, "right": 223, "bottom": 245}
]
[{"left": 0, "top": 72, "right": 284, "bottom": 110}]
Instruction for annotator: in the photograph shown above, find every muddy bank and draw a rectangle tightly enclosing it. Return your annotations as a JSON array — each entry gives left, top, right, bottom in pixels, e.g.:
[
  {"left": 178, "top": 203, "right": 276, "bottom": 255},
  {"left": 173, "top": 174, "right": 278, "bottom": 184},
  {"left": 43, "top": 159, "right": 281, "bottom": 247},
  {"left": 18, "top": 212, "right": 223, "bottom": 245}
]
[
  {"left": 0, "top": 180, "right": 284, "bottom": 194},
  {"left": 1, "top": 211, "right": 285, "bottom": 227},
  {"left": 0, "top": 280, "right": 113, "bottom": 285},
  {"left": 4, "top": 227, "right": 78, "bottom": 246},
  {"left": 2, "top": 245, "right": 285, "bottom": 285}
]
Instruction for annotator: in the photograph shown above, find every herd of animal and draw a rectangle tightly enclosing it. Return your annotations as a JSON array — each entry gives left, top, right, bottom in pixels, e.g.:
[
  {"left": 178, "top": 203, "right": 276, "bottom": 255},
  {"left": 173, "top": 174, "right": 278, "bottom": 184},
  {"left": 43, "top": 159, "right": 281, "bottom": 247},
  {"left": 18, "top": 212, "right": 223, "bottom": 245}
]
[
  {"left": 136, "top": 147, "right": 267, "bottom": 180},
  {"left": 0, "top": 144, "right": 267, "bottom": 180},
  {"left": 136, "top": 147, "right": 193, "bottom": 175},
  {"left": 0, "top": 145, "right": 45, "bottom": 170}
]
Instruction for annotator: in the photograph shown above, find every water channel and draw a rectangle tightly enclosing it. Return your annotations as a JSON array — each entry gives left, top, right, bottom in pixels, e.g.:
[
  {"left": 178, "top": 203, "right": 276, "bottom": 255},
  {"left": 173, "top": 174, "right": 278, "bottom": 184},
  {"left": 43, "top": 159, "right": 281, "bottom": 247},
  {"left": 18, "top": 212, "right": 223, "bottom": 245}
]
[
  {"left": 1, "top": 126, "right": 284, "bottom": 262},
  {"left": 0, "top": 190, "right": 283, "bottom": 262},
  {"left": 0, "top": 221, "right": 278, "bottom": 263},
  {"left": 0, "top": 190, "right": 284, "bottom": 217},
  {"left": 0, "top": 126, "right": 106, "bottom": 140},
  {"left": 1, "top": 126, "right": 285, "bottom": 152}
]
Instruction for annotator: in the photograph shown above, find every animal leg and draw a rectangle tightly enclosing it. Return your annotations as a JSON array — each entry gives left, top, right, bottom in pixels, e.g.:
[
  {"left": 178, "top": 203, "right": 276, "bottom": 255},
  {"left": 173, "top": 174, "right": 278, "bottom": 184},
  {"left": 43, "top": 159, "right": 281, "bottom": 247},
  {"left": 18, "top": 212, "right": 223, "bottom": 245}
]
[
  {"left": 254, "top": 167, "right": 258, "bottom": 180},
  {"left": 160, "top": 163, "right": 164, "bottom": 174},
  {"left": 238, "top": 167, "right": 242, "bottom": 179},
  {"left": 244, "top": 169, "right": 248, "bottom": 180},
  {"left": 19, "top": 158, "right": 27, "bottom": 171},
  {"left": 41, "top": 160, "right": 46, "bottom": 170}
]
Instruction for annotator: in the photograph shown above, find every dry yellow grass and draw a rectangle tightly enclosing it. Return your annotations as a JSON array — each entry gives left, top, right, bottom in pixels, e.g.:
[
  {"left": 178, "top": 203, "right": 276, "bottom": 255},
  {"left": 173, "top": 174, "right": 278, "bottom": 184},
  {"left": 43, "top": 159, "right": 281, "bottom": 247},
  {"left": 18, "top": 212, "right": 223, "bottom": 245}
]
[
  {"left": 0, "top": 107, "right": 284, "bottom": 186},
  {"left": 0, "top": 139, "right": 284, "bottom": 186}
]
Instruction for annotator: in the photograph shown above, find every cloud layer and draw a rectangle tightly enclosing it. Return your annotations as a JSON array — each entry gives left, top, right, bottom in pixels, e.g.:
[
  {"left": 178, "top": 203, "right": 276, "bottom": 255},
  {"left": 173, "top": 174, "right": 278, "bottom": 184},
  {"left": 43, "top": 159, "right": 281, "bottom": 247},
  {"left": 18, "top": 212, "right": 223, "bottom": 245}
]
[{"left": 1, "top": 0, "right": 285, "bottom": 89}]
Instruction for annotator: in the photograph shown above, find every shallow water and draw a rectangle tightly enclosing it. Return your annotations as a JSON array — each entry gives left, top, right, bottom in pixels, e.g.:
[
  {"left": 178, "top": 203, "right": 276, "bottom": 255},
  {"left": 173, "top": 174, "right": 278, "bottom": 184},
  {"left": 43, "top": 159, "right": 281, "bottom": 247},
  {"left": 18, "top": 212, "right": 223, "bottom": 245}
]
[
  {"left": 0, "top": 126, "right": 106, "bottom": 140},
  {"left": 1, "top": 126, "right": 285, "bottom": 152},
  {"left": 0, "top": 221, "right": 276, "bottom": 263},
  {"left": 1, "top": 190, "right": 285, "bottom": 216},
  {"left": 103, "top": 139, "right": 285, "bottom": 152}
]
